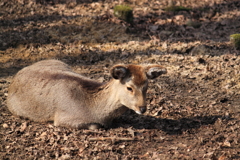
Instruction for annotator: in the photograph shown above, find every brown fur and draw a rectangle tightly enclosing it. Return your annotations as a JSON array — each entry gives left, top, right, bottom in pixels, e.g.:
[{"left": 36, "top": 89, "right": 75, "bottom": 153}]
[
  {"left": 7, "top": 60, "right": 167, "bottom": 129},
  {"left": 127, "top": 65, "right": 147, "bottom": 86}
]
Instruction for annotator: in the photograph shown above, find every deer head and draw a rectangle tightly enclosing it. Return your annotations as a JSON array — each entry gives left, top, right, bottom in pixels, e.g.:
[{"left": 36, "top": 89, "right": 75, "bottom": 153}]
[{"left": 110, "top": 64, "right": 167, "bottom": 114}]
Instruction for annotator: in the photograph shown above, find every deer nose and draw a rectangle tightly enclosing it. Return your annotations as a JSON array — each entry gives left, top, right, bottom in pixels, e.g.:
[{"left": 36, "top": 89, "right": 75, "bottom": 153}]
[{"left": 139, "top": 106, "right": 146, "bottom": 114}]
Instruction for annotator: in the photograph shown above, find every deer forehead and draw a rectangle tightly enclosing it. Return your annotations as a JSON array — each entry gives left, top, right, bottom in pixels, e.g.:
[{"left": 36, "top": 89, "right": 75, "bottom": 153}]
[{"left": 127, "top": 65, "right": 148, "bottom": 87}]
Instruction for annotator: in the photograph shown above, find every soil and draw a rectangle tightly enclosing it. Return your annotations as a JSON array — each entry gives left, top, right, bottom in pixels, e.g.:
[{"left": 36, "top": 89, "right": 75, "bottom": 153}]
[{"left": 1, "top": 0, "right": 240, "bottom": 159}]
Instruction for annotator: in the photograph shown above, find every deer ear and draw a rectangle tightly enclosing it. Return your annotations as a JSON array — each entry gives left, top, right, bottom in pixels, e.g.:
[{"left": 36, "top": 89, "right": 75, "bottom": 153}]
[
  {"left": 110, "top": 65, "right": 128, "bottom": 79},
  {"left": 145, "top": 65, "right": 167, "bottom": 79}
]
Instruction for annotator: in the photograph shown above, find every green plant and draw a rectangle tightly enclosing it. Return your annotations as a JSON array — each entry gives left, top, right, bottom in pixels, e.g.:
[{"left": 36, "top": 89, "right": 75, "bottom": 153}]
[
  {"left": 114, "top": 5, "right": 133, "bottom": 23},
  {"left": 230, "top": 34, "right": 240, "bottom": 49}
]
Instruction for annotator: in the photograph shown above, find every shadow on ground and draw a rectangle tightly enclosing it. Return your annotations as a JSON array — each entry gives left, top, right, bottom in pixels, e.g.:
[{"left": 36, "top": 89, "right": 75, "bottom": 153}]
[
  {"left": 1, "top": 0, "right": 240, "bottom": 50},
  {"left": 113, "top": 110, "right": 224, "bottom": 135}
]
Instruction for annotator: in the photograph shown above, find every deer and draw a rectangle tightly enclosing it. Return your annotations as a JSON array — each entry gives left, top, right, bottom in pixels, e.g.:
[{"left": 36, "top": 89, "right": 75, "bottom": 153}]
[{"left": 7, "top": 59, "right": 167, "bottom": 129}]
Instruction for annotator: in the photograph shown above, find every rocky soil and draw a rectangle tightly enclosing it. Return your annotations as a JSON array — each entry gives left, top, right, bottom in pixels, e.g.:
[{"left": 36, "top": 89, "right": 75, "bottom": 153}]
[{"left": 0, "top": 0, "right": 240, "bottom": 159}]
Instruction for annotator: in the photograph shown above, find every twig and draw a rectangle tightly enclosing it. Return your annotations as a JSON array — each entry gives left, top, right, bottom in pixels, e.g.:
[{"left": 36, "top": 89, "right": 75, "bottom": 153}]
[{"left": 88, "top": 137, "right": 135, "bottom": 141}]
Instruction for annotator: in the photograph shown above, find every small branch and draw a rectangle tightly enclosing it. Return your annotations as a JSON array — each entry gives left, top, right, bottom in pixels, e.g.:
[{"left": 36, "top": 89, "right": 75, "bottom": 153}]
[{"left": 88, "top": 137, "right": 135, "bottom": 141}]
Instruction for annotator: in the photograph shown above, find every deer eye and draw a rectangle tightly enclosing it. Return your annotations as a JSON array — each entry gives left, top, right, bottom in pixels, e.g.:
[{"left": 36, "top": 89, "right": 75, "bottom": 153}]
[{"left": 127, "top": 87, "right": 133, "bottom": 92}]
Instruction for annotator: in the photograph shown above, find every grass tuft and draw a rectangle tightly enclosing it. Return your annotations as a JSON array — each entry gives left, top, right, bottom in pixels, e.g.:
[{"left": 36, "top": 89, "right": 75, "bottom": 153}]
[
  {"left": 114, "top": 5, "right": 133, "bottom": 23},
  {"left": 230, "top": 34, "right": 240, "bottom": 49}
]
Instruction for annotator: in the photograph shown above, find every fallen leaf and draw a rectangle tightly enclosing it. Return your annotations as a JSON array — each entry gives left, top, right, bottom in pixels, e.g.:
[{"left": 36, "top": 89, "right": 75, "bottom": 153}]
[{"left": 19, "top": 122, "right": 27, "bottom": 132}]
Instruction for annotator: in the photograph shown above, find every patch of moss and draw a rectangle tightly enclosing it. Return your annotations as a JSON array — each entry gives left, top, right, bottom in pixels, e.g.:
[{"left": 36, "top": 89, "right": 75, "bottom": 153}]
[
  {"left": 164, "top": 6, "right": 191, "bottom": 12},
  {"left": 114, "top": 5, "right": 133, "bottom": 23},
  {"left": 230, "top": 34, "right": 240, "bottom": 49}
]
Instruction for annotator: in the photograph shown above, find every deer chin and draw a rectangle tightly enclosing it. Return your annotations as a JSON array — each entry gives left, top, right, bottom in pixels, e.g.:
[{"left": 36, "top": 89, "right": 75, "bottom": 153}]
[{"left": 135, "top": 110, "right": 142, "bottom": 115}]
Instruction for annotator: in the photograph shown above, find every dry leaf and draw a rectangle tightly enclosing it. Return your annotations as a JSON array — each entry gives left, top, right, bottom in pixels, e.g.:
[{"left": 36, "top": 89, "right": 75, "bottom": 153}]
[{"left": 19, "top": 122, "right": 27, "bottom": 132}]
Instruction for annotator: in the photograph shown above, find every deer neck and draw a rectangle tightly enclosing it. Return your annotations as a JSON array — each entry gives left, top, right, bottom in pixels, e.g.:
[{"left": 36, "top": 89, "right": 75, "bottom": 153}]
[{"left": 90, "top": 79, "right": 124, "bottom": 118}]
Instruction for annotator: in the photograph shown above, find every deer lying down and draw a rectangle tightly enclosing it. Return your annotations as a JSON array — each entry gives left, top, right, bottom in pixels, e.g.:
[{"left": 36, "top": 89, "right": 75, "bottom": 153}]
[{"left": 7, "top": 60, "right": 167, "bottom": 129}]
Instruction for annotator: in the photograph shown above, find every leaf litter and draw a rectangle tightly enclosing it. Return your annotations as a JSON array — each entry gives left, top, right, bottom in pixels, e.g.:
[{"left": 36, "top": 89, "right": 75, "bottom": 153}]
[{"left": 0, "top": 0, "right": 240, "bottom": 159}]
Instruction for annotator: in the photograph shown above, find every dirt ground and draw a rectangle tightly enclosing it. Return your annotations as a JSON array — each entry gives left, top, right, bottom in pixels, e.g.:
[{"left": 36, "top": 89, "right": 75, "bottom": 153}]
[{"left": 1, "top": 0, "right": 240, "bottom": 159}]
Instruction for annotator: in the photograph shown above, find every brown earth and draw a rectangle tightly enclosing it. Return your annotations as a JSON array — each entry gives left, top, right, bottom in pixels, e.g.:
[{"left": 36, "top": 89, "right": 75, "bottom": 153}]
[{"left": 1, "top": 0, "right": 240, "bottom": 159}]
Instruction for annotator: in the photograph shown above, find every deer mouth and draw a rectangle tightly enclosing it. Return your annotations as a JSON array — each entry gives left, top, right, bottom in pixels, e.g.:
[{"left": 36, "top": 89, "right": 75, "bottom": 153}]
[{"left": 134, "top": 106, "right": 146, "bottom": 115}]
